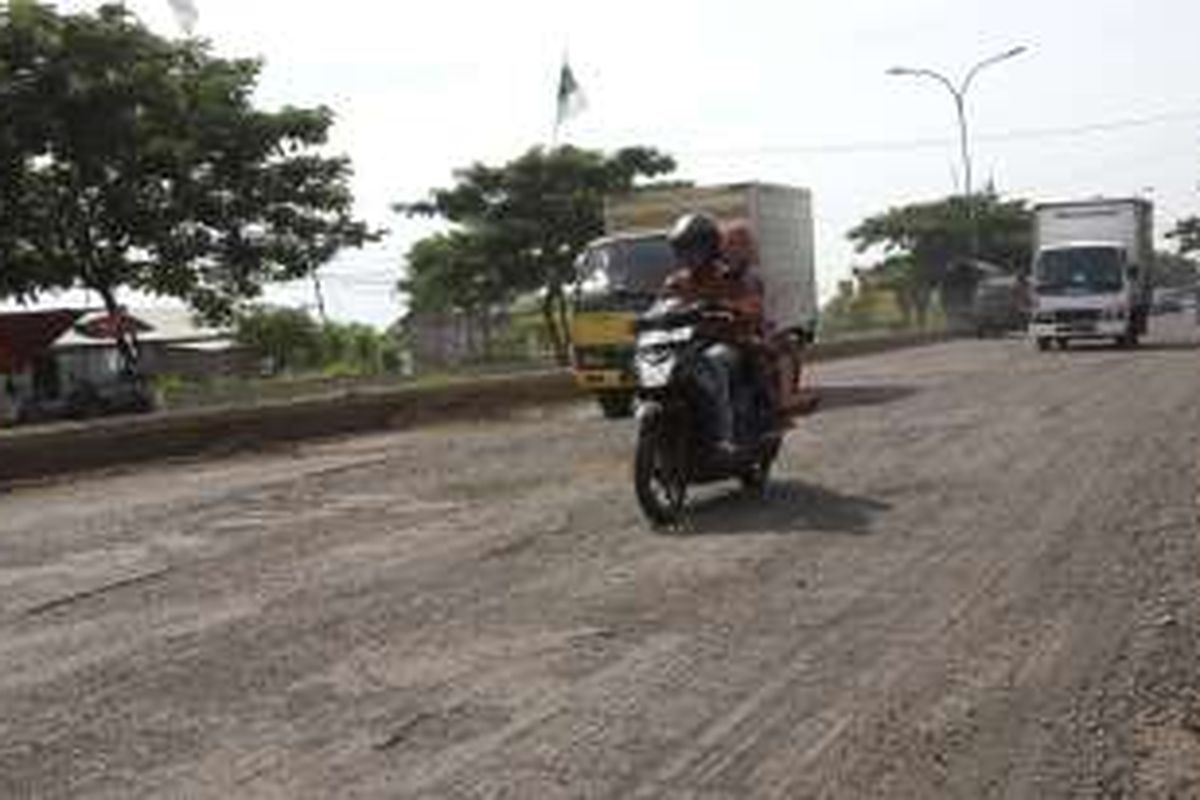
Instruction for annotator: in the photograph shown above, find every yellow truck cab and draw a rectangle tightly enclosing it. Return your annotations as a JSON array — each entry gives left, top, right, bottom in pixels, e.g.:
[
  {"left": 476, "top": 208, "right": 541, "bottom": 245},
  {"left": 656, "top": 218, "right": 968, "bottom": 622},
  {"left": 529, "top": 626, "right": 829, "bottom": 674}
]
[
  {"left": 571, "top": 232, "right": 675, "bottom": 417},
  {"left": 571, "top": 182, "right": 818, "bottom": 419}
]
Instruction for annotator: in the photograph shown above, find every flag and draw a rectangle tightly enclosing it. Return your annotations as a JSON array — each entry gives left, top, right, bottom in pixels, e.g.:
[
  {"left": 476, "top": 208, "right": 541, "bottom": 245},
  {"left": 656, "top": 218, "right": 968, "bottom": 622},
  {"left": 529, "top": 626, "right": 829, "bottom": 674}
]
[
  {"left": 555, "top": 59, "right": 587, "bottom": 128},
  {"left": 167, "top": 0, "right": 198, "bottom": 35}
]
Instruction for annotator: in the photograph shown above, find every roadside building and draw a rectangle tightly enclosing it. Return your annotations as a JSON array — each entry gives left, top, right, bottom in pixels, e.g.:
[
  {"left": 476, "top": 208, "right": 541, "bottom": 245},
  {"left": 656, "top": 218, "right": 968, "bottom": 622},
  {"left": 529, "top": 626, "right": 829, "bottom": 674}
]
[{"left": 0, "top": 307, "right": 253, "bottom": 425}]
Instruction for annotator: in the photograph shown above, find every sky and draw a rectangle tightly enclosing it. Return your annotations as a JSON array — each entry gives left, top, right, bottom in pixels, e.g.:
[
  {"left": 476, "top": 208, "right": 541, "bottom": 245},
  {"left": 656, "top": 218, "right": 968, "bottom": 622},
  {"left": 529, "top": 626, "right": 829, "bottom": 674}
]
[{"left": 29, "top": 0, "right": 1200, "bottom": 327}]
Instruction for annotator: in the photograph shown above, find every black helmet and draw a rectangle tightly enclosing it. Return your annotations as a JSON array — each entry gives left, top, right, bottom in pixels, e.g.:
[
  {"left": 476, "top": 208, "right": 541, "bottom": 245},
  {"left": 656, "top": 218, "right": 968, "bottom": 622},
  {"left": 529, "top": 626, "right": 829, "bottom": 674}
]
[{"left": 668, "top": 213, "right": 721, "bottom": 264}]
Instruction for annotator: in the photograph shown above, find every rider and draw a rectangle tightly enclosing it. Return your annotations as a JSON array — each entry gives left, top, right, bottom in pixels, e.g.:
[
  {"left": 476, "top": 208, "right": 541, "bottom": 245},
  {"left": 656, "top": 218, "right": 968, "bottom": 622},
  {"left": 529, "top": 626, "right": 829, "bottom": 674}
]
[
  {"left": 661, "top": 213, "right": 764, "bottom": 459},
  {"left": 721, "top": 221, "right": 786, "bottom": 425}
]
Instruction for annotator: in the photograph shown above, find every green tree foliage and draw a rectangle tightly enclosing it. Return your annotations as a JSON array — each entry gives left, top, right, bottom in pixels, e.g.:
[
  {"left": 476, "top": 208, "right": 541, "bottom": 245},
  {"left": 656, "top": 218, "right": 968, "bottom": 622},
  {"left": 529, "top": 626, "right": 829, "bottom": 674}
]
[
  {"left": 398, "top": 145, "right": 676, "bottom": 362},
  {"left": 317, "top": 320, "right": 397, "bottom": 376},
  {"left": 848, "top": 193, "right": 1033, "bottom": 327},
  {"left": 234, "top": 306, "right": 321, "bottom": 373},
  {"left": 1153, "top": 250, "right": 1198, "bottom": 288},
  {"left": 401, "top": 230, "right": 508, "bottom": 358},
  {"left": 0, "top": 3, "right": 375, "bottom": 373},
  {"left": 402, "top": 230, "right": 505, "bottom": 314},
  {"left": 1170, "top": 217, "right": 1200, "bottom": 259},
  {"left": 858, "top": 254, "right": 921, "bottom": 327},
  {"left": 235, "top": 306, "right": 398, "bottom": 376}
]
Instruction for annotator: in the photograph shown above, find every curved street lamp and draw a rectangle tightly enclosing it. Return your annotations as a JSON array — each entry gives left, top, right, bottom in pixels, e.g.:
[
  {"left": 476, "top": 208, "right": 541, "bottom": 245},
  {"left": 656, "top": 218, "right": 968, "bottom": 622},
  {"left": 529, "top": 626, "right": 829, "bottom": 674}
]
[{"left": 887, "top": 46, "right": 1027, "bottom": 203}]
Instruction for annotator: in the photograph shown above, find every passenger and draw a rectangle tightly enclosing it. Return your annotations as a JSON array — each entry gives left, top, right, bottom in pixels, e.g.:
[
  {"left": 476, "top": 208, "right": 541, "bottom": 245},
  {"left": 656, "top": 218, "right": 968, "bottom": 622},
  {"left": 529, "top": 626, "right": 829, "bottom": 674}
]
[{"left": 721, "top": 221, "right": 790, "bottom": 428}]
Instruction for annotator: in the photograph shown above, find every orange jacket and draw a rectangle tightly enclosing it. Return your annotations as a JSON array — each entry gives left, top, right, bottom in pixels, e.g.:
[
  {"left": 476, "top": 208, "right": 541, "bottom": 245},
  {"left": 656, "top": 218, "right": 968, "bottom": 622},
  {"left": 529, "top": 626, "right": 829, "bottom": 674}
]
[{"left": 661, "top": 263, "right": 764, "bottom": 343}]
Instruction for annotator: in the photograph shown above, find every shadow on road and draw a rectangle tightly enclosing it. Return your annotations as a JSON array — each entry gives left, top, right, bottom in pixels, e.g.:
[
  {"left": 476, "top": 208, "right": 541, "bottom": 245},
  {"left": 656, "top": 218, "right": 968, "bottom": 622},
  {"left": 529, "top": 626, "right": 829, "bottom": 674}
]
[
  {"left": 812, "top": 384, "right": 919, "bottom": 414},
  {"left": 1052, "top": 339, "right": 1200, "bottom": 354},
  {"left": 1129, "top": 340, "right": 1200, "bottom": 352},
  {"left": 682, "top": 479, "right": 891, "bottom": 537}
]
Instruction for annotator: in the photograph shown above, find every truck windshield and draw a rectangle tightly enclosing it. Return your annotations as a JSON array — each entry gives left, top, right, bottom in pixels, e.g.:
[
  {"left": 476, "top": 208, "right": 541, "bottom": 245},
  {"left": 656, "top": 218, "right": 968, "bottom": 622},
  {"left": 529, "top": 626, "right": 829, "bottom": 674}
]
[
  {"left": 1035, "top": 247, "right": 1124, "bottom": 294},
  {"left": 579, "top": 237, "right": 677, "bottom": 296}
]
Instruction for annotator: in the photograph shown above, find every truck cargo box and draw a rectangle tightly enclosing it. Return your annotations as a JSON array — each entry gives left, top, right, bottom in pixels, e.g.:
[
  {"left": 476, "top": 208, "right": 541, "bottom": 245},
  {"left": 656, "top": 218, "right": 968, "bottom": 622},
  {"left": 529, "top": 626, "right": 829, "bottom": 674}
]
[{"left": 604, "top": 183, "right": 817, "bottom": 333}]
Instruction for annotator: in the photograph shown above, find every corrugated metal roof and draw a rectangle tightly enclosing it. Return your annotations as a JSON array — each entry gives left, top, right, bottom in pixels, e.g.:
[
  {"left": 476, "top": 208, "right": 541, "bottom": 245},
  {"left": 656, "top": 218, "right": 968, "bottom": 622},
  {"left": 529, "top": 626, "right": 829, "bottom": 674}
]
[{"left": 54, "top": 308, "right": 230, "bottom": 348}]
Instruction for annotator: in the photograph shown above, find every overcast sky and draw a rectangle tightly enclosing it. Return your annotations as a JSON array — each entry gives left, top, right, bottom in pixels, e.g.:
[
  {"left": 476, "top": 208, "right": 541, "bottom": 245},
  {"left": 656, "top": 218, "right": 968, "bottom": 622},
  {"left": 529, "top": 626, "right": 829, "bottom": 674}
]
[{"left": 39, "top": 0, "right": 1200, "bottom": 326}]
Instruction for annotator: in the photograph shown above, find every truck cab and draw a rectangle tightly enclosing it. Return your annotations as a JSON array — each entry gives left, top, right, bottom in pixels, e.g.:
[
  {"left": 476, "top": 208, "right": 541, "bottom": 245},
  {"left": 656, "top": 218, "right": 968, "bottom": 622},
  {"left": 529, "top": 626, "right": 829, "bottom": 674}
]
[{"left": 570, "top": 232, "right": 675, "bottom": 418}]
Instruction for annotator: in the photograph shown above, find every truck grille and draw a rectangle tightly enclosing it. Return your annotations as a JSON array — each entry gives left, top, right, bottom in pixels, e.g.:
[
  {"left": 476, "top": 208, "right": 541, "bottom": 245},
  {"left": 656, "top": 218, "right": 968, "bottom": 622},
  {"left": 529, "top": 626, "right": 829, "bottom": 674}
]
[
  {"left": 573, "top": 346, "right": 633, "bottom": 371},
  {"left": 1049, "top": 308, "right": 1101, "bottom": 324}
]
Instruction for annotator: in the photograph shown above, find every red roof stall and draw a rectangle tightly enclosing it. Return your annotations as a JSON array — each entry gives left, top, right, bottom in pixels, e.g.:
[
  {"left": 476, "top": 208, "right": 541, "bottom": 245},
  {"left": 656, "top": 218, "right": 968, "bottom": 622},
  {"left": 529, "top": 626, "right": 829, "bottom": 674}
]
[{"left": 0, "top": 310, "right": 83, "bottom": 373}]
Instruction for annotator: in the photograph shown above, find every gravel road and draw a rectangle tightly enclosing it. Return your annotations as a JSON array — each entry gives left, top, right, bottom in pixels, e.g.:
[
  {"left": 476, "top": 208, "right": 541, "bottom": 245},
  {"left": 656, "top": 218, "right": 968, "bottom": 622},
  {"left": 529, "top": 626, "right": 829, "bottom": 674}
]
[{"left": 3, "top": 317, "right": 1200, "bottom": 799}]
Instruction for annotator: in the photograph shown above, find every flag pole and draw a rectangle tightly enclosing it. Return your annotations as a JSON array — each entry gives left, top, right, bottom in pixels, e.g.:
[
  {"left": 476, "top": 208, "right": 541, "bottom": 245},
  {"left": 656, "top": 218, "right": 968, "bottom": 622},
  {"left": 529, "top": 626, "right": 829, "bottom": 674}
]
[{"left": 551, "top": 48, "right": 565, "bottom": 149}]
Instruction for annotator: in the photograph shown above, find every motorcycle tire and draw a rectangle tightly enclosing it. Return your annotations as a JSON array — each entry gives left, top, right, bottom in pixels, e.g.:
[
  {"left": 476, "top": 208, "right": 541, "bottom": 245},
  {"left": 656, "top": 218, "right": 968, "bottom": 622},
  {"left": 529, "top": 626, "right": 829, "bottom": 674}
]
[
  {"left": 634, "top": 410, "right": 687, "bottom": 527},
  {"left": 739, "top": 438, "right": 780, "bottom": 494},
  {"left": 598, "top": 392, "right": 635, "bottom": 419}
]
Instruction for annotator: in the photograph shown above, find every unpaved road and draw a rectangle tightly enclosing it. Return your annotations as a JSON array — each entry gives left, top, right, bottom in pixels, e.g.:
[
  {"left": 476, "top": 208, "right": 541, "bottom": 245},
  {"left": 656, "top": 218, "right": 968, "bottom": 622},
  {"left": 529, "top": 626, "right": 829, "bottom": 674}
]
[{"left": 4, "top": 317, "right": 1200, "bottom": 799}]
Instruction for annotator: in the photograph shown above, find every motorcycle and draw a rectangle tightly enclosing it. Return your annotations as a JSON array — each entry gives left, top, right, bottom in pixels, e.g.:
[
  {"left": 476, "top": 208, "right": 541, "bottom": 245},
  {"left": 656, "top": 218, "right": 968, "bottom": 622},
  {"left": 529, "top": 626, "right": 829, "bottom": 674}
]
[{"left": 632, "top": 298, "right": 783, "bottom": 526}]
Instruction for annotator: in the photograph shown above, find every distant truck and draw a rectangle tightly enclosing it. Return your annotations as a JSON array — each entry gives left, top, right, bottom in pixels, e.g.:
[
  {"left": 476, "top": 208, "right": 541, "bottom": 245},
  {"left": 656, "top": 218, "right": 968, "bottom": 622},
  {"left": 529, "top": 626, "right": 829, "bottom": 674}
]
[
  {"left": 972, "top": 268, "right": 1029, "bottom": 338},
  {"left": 570, "top": 183, "right": 817, "bottom": 417},
  {"left": 1028, "top": 198, "right": 1153, "bottom": 350}
]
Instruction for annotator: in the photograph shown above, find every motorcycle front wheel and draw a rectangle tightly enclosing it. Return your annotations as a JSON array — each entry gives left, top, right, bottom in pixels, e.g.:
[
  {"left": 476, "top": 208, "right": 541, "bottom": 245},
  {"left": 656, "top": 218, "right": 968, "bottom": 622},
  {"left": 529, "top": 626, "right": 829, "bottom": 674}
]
[{"left": 634, "top": 410, "right": 687, "bottom": 527}]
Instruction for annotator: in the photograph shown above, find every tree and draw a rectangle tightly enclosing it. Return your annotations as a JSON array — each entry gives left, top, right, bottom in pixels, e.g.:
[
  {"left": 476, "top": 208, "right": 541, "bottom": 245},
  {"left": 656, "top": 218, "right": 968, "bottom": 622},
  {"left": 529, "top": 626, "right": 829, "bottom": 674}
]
[
  {"left": 234, "top": 306, "right": 322, "bottom": 373},
  {"left": 848, "top": 193, "right": 1032, "bottom": 327},
  {"left": 399, "top": 145, "right": 676, "bottom": 363},
  {"left": 1171, "top": 217, "right": 1200, "bottom": 258},
  {"left": 1153, "top": 250, "right": 1198, "bottom": 288},
  {"left": 1167, "top": 216, "right": 1200, "bottom": 291},
  {"left": 859, "top": 254, "right": 921, "bottom": 327},
  {"left": 401, "top": 229, "right": 509, "bottom": 357},
  {"left": 0, "top": 3, "right": 375, "bottom": 374},
  {"left": 235, "top": 306, "right": 398, "bottom": 376}
]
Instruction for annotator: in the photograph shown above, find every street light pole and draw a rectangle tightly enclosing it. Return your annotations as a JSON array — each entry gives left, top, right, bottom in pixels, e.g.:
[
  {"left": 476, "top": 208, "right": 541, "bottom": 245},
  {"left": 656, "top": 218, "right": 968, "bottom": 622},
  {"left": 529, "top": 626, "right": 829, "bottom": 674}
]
[{"left": 888, "top": 46, "right": 1027, "bottom": 253}]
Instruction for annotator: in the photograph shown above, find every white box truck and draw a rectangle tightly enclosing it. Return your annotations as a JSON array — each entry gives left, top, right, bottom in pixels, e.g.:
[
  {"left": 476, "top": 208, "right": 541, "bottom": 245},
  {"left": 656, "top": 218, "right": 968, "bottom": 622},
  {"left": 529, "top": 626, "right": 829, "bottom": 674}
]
[
  {"left": 570, "top": 182, "right": 817, "bottom": 417},
  {"left": 1029, "top": 198, "right": 1153, "bottom": 349}
]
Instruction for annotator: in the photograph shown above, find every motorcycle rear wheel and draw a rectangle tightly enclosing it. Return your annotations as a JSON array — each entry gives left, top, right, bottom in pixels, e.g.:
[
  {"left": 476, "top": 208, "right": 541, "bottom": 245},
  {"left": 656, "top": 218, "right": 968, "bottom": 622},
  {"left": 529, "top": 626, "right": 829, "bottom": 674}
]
[{"left": 739, "top": 438, "right": 780, "bottom": 494}]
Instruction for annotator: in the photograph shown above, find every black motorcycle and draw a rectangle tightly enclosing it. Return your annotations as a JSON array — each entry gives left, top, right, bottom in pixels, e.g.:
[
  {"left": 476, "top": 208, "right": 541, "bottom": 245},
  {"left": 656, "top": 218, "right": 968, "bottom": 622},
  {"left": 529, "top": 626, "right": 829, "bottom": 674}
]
[{"left": 632, "top": 298, "right": 783, "bottom": 526}]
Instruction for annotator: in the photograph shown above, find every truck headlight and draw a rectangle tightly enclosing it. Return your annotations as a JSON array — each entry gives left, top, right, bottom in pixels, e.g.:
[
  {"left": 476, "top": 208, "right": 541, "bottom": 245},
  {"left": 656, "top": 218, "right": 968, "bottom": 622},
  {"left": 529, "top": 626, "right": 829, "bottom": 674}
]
[{"left": 1101, "top": 307, "right": 1127, "bottom": 321}]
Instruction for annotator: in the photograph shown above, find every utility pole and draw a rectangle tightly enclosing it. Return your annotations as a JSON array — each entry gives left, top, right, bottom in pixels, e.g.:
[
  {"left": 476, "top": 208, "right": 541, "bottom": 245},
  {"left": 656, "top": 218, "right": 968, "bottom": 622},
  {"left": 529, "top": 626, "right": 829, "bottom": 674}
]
[{"left": 887, "top": 46, "right": 1028, "bottom": 254}]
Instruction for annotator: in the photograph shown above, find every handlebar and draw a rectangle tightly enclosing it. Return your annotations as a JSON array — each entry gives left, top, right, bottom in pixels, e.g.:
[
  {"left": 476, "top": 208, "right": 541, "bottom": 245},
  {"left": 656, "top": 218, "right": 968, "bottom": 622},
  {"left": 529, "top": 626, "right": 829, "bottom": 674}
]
[{"left": 636, "top": 303, "right": 734, "bottom": 332}]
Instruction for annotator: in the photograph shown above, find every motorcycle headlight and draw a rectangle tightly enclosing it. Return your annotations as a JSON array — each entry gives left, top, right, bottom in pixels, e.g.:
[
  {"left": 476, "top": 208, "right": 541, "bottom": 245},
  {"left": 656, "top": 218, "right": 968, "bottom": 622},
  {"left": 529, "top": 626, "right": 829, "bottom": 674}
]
[{"left": 636, "top": 351, "right": 674, "bottom": 388}]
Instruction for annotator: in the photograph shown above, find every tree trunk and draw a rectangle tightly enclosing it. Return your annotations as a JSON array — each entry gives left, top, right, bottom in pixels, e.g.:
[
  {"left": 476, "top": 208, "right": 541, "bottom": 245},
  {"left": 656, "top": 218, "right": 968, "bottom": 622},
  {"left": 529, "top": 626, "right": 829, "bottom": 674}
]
[
  {"left": 462, "top": 308, "right": 476, "bottom": 362},
  {"left": 893, "top": 288, "right": 914, "bottom": 329},
  {"left": 555, "top": 290, "right": 571, "bottom": 355},
  {"left": 94, "top": 282, "right": 141, "bottom": 379},
  {"left": 480, "top": 306, "right": 494, "bottom": 361},
  {"left": 540, "top": 291, "right": 568, "bottom": 365},
  {"left": 914, "top": 286, "right": 932, "bottom": 331}
]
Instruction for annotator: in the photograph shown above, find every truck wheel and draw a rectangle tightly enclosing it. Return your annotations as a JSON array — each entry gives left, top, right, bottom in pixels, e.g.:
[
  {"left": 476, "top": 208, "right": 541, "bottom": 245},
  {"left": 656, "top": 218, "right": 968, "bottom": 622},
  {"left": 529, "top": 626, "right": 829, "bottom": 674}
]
[
  {"left": 1117, "top": 331, "right": 1140, "bottom": 349},
  {"left": 1035, "top": 337, "right": 1051, "bottom": 352},
  {"left": 1056, "top": 338, "right": 1070, "bottom": 350},
  {"left": 598, "top": 393, "right": 634, "bottom": 419}
]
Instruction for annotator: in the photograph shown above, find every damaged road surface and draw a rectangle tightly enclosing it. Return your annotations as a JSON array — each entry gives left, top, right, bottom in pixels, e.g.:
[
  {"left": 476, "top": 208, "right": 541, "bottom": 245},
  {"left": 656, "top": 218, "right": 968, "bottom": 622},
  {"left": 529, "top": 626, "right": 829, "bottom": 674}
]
[{"left": 3, "top": 318, "right": 1200, "bottom": 799}]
